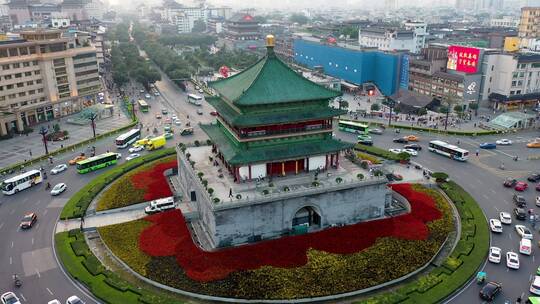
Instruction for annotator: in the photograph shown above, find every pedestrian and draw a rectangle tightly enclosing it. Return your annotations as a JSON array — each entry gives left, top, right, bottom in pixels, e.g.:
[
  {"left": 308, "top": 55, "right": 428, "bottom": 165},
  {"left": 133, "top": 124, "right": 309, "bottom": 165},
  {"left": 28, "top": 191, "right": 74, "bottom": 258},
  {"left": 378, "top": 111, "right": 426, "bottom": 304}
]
[
  {"left": 229, "top": 188, "right": 233, "bottom": 198},
  {"left": 475, "top": 149, "right": 479, "bottom": 157},
  {"left": 29, "top": 150, "right": 32, "bottom": 157}
]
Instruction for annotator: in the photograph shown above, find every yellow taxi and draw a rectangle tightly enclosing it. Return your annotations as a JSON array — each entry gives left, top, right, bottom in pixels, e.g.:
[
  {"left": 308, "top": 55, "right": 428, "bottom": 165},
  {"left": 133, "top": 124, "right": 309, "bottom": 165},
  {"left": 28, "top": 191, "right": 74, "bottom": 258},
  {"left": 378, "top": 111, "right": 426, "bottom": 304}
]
[
  {"left": 527, "top": 139, "right": 540, "bottom": 148},
  {"left": 404, "top": 135, "right": 420, "bottom": 142}
]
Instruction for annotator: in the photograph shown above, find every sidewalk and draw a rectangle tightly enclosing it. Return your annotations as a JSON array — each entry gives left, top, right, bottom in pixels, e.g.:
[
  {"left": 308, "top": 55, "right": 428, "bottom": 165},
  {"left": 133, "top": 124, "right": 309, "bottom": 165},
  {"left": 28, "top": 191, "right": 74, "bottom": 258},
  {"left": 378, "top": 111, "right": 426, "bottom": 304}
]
[
  {"left": 0, "top": 104, "right": 132, "bottom": 169},
  {"left": 333, "top": 91, "right": 496, "bottom": 133},
  {"left": 56, "top": 203, "right": 148, "bottom": 233}
]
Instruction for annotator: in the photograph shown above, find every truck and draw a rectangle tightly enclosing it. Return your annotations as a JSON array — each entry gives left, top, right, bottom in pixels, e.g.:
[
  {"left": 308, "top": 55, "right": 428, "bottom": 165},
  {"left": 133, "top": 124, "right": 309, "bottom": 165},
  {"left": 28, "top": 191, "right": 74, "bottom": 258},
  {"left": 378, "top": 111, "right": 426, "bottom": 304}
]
[
  {"left": 133, "top": 137, "right": 151, "bottom": 147},
  {"left": 145, "top": 135, "right": 166, "bottom": 151}
]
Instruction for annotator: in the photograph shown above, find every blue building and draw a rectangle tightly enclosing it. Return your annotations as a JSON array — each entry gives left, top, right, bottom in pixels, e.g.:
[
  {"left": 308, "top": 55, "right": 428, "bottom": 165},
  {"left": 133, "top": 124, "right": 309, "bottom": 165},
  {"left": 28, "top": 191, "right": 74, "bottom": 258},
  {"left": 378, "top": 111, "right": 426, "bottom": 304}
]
[{"left": 293, "top": 39, "right": 404, "bottom": 96}]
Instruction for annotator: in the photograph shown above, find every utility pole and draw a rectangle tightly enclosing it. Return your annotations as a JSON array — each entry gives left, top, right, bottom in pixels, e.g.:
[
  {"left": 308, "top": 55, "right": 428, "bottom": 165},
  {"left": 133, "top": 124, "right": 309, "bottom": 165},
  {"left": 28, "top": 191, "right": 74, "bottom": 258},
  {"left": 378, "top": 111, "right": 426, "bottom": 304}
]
[
  {"left": 39, "top": 126, "right": 49, "bottom": 155},
  {"left": 387, "top": 98, "right": 396, "bottom": 127}
]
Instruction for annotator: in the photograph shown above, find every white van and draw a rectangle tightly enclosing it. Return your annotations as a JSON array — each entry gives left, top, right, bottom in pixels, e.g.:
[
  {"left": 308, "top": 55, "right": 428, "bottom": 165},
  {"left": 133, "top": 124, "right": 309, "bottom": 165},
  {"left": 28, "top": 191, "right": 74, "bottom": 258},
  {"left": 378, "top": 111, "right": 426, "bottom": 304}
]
[
  {"left": 520, "top": 238, "right": 532, "bottom": 255},
  {"left": 144, "top": 197, "right": 176, "bottom": 214},
  {"left": 531, "top": 276, "right": 540, "bottom": 295}
]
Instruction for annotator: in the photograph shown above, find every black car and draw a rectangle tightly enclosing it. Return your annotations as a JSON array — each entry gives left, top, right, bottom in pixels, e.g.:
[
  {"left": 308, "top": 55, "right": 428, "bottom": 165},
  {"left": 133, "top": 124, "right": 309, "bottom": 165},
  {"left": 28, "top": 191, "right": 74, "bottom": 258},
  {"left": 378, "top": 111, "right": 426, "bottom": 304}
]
[
  {"left": 528, "top": 173, "right": 540, "bottom": 182},
  {"left": 357, "top": 139, "right": 373, "bottom": 146},
  {"left": 514, "top": 207, "right": 527, "bottom": 220},
  {"left": 479, "top": 281, "right": 502, "bottom": 301},
  {"left": 404, "top": 144, "right": 422, "bottom": 151},
  {"left": 393, "top": 137, "right": 408, "bottom": 144},
  {"left": 513, "top": 194, "right": 527, "bottom": 207}
]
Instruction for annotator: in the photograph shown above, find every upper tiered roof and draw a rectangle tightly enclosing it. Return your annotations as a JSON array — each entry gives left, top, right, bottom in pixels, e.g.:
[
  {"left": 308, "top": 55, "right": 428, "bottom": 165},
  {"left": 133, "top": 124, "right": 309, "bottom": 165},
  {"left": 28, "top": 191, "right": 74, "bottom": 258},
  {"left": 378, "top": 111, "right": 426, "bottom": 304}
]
[{"left": 208, "top": 37, "right": 342, "bottom": 106}]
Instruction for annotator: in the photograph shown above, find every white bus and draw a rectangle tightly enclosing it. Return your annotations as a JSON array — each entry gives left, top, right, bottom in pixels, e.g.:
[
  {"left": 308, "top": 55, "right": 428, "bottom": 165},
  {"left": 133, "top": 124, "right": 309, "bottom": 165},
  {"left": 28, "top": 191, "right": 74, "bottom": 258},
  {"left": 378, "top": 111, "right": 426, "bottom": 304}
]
[
  {"left": 338, "top": 120, "right": 369, "bottom": 135},
  {"left": 1, "top": 170, "right": 43, "bottom": 195},
  {"left": 187, "top": 94, "right": 202, "bottom": 106},
  {"left": 115, "top": 129, "right": 141, "bottom": 149},
  {"left": 428, "top": 140, "right": 469, "bottom": 161}
]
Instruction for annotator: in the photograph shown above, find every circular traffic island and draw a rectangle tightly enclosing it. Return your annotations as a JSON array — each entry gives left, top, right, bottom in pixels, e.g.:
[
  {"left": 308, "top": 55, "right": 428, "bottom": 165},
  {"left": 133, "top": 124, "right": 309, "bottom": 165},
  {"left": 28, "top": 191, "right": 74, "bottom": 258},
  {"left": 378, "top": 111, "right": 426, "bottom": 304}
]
[{"left": 98, "top": 181, "right": 454, "bottom": 301}]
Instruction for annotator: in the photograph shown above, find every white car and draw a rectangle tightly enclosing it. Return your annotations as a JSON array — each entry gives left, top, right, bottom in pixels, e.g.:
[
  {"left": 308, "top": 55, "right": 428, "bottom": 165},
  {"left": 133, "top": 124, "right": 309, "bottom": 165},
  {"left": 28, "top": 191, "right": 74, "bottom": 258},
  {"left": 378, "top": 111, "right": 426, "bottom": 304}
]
[
  {"left": 402, "top": 148, "right": 418, "bottom": 156},
  {"left": 389, "top": 148, "right": 402, "bottom": 154},
  {"left": 499, "top": 212, "right": 512, "bottom": 225},
  {"left": 114, "top": 153, "right": 122, "bottom": 160},
  {"left": 489, "top": 219, "right": 503, "bottom": 233},
  {"left": 154, "top": 91, "right": 160, "bottom": 96},
  {"left": 126, "top": 153, "right": 141, "bottom": 161},
  {"left": 145, "top": 94, "right": 151, "bottom": 99},
  {"left": 47, "top": 300, "right": 61, "bottom": 304},
  {"left": 1, "top": 292, "right": 21, "bottom": 304},
  {"left": 496, "top": 139, "right": 513, "bottom": 145},
  {"left": 171, "top": 115, "right": 178, "bottom": 120},
  {"left": 198, "top": 89, "right": 204, "bottom": 93},
  {"left": 488, "top": 246, "right": 502, "bottom": 263},
  {"left": 506, "top": 251, "right": 520, "bottom": 269},
  {"left": 515, "top": 225, "right": 533, "bottom": 239},
  {"left": 536, "top": 196, "right": 540, "bottom": 207},
  {"left": 174, "top": 119, "right": 181, "bottom": 126},
  {"left": 66, "top": 295, "right": 85, "bottom": 304},
  {"left": 129, "top": 145, "right": 144, "bottom": 153},
  {"left": 197, "top": 109, "right": 203, "bottom": 115},
  {"left": 51, "top": 164, "right": 68, "bottom": 174},
  {"left": 50, "top": 183, "right": 67, "bottom": 196}
]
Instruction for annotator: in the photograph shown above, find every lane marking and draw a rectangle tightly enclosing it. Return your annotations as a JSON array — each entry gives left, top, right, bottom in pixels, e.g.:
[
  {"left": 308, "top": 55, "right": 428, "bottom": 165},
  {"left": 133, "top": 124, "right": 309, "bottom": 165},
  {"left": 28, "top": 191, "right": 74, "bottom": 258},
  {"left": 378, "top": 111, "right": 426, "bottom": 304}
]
[
  {"left": 509, "top": 233, "right": 512, "bottom": 240},
  {"left": 19, "top": 293, "right": 26, "bottom": 302},
  {"left": 490, "top": 189, "right": 497, "bottom": 195},
  {"left": 43, "top": 209, "right": 48, "bottom": 216},
  {"left": 482, "top": 194, "right": 490, "bottom": 200},
  {"left": 31, "top": 238, "right": 34, "bottom": 245},
  {"left": 494, "top": 206, "right": 500, "bottom": 212},
  {"left": 46, "top": 288, "right": 53, "bottom": 295},
  {"left": 35, "top": 223, "right": 39, "bottom": 229},
  {"left": 0, "top": 222, "right": 3, "bottom": 229},
  {"left": 35, "top": 268, "right": 40, "bottom": 278},
  {"left": 11, "top": 241, "right": 13, "bottom": 248},
  {"left": 9, "top": 256, "right": 12, "bottom": 264}
]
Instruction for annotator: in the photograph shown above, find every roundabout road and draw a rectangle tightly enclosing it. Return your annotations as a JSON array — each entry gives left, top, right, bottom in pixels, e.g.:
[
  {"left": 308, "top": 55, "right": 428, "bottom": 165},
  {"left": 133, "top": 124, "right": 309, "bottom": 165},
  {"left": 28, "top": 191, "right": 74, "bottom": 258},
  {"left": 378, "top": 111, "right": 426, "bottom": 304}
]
[
  {"left": 336, "top": 128, "right": 540, "bottom": 303},
  {"left": 0, "top": 76, "right": 210, "bottom": 303}
]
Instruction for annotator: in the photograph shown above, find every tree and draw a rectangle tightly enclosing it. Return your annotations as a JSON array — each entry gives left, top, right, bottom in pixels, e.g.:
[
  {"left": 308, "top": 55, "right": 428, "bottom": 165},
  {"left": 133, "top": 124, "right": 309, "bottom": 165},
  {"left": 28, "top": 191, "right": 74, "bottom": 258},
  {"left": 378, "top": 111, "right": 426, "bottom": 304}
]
[
  {"left": 417, "top": 108, "right": 428, "bottom": 116},
  {"left": 289, "top": 13, "right": 309, "bottom": 25},
  {"left": 370, "top": 103, "right": 380, "bottom": 111},
  {"left": 469, "top": 102, "right": 479, "bottom": 116},
  {"left": 431, "top": 172, "right": 449, "bottom": 183},
  {"left": 192, "top": 19, "right": 206, "bottom": 33},
  {"left": 441, "top": 96, "right": 459, "bottom": 130},
  {"left": 338, "top": 98, "right": 349, "bottom": 110},
  {"left": 454, "top": 105, "right": 464, "bottom": 118}
]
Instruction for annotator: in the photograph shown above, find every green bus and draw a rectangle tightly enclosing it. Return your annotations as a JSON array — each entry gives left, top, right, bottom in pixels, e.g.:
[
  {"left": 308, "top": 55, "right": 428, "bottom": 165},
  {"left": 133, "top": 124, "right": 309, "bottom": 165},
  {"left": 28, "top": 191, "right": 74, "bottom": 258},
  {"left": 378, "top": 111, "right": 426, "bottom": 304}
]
[
  {"left": 338, "top": 120, "right": 369, "bottom": 135},
  {"left": 138, "top": 99, "right": 149, "bottom": 113},
  {"left": 76, "top": 152, "right": 119, "bottom": 174}
]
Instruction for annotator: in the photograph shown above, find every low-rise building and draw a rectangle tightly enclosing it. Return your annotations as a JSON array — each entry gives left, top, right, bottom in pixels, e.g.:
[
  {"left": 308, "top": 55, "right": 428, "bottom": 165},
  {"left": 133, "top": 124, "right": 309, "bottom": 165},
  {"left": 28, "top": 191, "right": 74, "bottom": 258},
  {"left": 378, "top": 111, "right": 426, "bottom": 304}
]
[
  {"left": 224, "top": 13, "right": 261, "bottom": 41},
  {"left": 490, "top": 16, "right": 520, "bottom": 28},
  {"left": 359, "top": 22, "right": 426, "bottom": 54},
  {"left": 0, "top": 29, "right": 101, "bottom": 136}
]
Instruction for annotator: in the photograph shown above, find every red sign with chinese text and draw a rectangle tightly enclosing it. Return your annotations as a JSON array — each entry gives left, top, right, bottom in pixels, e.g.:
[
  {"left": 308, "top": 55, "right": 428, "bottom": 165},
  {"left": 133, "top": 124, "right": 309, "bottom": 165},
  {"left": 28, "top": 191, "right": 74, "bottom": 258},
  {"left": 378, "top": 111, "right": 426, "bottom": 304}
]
[{"left": 447, "top": 45, "right": 480, "bottom": 73}]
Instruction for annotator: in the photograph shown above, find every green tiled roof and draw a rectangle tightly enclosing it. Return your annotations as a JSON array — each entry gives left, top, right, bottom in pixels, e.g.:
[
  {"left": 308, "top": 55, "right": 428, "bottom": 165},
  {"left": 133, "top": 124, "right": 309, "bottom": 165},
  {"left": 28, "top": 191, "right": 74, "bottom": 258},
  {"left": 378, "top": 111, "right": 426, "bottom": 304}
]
[
  {"left": 207, "top": 97, "right": 347, "bottom": 127},
  {"left": 201, "top": 124, "right": 352, "bottom": 165},
  {"left": 208, "top": 50, "right": 342, "bottom": 106}
]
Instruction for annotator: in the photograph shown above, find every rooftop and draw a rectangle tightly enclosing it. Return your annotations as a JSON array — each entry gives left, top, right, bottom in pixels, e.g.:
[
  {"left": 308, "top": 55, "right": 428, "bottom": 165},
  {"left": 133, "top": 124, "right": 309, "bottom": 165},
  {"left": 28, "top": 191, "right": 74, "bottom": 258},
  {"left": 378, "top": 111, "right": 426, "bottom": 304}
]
[
  {"left": 208, "top": 45, "right": 342, "bottom": 106},
  {"left": 183, "top": 146, "right": 380, "bottom": 206}
]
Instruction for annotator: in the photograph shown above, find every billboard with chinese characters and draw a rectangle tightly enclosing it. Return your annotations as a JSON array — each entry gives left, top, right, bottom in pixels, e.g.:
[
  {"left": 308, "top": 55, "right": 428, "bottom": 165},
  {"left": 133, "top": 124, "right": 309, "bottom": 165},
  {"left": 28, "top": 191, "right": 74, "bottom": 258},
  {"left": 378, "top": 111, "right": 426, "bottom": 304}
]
[
  {"left": 399, "top": 54, "right": 410, "bottom": 89},
  {"left": 447, "top": 46, "right": 480, "bottom": 73}
]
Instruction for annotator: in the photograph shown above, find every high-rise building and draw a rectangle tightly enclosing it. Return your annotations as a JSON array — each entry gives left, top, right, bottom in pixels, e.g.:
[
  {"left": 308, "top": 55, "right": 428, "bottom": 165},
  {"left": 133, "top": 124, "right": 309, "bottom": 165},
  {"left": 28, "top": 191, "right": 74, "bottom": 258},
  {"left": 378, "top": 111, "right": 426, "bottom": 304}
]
[
  {"left": 384, "top": 0, "right": 398, "bottom": 10},
  {"left": 518, "top": 7, "right": 540, "bottom": 38},
  {"left": 0, "top": 29, "right": 101, "bottom": 136}
]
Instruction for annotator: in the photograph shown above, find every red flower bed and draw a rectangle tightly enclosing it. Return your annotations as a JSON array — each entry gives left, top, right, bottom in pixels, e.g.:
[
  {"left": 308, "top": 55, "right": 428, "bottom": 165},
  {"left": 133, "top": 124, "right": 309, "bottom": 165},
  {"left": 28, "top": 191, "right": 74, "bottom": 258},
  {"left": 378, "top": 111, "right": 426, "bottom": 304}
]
[
  {"left": 139, "top": 183, "right": 441, "bottom": 282},
  {"left": 131, "top": 160, "right": 177, "bottom": 201}
]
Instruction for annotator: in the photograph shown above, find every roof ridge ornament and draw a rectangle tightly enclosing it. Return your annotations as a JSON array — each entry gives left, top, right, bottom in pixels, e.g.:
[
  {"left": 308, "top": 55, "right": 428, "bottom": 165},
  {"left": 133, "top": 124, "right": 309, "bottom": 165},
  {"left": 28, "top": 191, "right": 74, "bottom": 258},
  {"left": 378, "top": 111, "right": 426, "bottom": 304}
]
[{"left": 266, "top": 34, "right": 275, "bottom": 57}]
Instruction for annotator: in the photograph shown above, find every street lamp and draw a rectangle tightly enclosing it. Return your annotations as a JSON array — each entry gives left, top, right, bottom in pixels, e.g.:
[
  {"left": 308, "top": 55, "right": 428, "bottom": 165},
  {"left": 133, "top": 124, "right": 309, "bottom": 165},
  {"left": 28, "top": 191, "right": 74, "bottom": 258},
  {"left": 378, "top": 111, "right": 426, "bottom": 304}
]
[
  {"left": 89, "top": 112, "right": 97, "bottom": 138},
  {"left": 39, "top": 126, "right": 49, "bottom": 155},
  {"left": 387, "top": 98, "right": 397, "bottom": 127}
]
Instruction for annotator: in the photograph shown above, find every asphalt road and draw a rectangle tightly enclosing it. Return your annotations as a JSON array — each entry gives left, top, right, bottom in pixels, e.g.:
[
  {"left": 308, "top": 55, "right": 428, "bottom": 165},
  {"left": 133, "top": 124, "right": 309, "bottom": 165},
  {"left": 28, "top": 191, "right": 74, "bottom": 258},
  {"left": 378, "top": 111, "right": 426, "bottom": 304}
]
[
  {"left": 335, "top": 127, "right": 540, "bottom": 304},
  {"left": 0, "top": 74, "right": 210, "bottom": 303},
  {"left": 1, "top": 62, "right": 538, "bottom": 303}
]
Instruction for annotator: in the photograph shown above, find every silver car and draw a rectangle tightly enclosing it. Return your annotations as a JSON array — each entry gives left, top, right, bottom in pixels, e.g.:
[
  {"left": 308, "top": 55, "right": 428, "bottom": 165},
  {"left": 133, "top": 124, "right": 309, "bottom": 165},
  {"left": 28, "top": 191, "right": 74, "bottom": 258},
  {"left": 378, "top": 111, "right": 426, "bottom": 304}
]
[
  {"left": 50, "top": 183, "right": 67, "bottom": 196},
  {"left": 51, "top": 164, "right": 67, "bottom": 174}
]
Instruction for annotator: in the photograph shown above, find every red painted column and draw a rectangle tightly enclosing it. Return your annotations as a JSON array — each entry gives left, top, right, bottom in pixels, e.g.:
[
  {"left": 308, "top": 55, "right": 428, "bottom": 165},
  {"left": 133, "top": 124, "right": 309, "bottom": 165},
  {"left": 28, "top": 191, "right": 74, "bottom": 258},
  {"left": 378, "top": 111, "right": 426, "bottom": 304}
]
[
  {"left": 325, "top": 154, "right": 329, "bottom": 170},
  {"left": 248, "top": 165, "right": 252, "bottom": 180},
  {"left": 336, "top": 152, "right": 339, "bottom": 167}
]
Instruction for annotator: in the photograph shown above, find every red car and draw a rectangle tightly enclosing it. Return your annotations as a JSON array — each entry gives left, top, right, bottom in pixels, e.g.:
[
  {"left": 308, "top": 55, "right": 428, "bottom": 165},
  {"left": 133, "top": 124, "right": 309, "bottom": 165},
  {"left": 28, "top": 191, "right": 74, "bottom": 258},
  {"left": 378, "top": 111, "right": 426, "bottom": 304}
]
[
  {"left": 210, "top": 111, "right": 218, "bottom": 116},
  {"left": 515, "top": 182, "right": 528, "bottom": 191},
  {"left": 536, "top": 183, "right": 540, "bottom": 191},
  {"left": 20, "top": 212, "right": 37, "bottom": 229}
]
